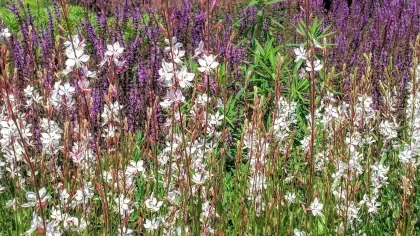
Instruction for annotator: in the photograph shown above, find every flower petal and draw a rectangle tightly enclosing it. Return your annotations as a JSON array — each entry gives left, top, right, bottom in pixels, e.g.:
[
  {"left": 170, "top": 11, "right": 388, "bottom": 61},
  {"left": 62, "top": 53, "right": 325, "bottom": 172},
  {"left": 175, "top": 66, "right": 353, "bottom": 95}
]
[{"left": 25, "top": 192, "right": 37, "bottom": 201}]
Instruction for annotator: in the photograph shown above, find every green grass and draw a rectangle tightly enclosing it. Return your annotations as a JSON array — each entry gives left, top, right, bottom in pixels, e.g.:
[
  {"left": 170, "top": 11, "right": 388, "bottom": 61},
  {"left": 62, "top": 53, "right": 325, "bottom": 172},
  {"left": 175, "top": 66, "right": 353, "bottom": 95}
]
[{"left": 0, "top": 0, "right": 88, "bottom": 33}]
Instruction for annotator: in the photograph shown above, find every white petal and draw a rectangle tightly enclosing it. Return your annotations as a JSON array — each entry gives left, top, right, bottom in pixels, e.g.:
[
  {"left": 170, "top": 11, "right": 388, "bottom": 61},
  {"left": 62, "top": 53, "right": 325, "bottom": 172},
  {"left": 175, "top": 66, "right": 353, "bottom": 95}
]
[
  {"left": 65, "top": 59, "right": 76, "bottom": 67},
  {"left": 198, "top": 59, "right": 207, "bottom": 67},
  {"left": 113, "top": 42, "right": 120, "bottom": 50},
  {"left": 25, "top": 192, "right": 37, "bottom": 201},
  {"left": 38, "top": 187, "right": 46, "bottom": 198},
  {"left": 210, "top": 62, "right": 219, "bottom": 69},
  {"left": 80, "top": 55, "right": 90, "bottom": 63},
  {"left": 116, "top": 48, "right": 124, "bottom": 54},
  {"left": 21, "top": 202, "right": 35, "bottom": 208}
]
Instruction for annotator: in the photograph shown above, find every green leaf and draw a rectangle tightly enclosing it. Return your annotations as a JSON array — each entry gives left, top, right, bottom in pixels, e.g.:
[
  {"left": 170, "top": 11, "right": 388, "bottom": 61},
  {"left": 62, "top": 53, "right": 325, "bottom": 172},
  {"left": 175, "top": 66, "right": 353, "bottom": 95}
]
[
  {"left": 265, "top": 0, "right": 284, "bottom": 5},
  {"left": 216, "top": 200, "right": 224, "bottom": 215}
]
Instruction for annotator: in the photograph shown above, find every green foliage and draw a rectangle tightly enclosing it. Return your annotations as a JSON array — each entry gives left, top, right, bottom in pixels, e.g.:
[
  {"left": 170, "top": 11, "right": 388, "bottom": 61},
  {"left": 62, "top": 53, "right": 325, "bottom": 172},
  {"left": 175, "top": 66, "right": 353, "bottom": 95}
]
[
  {"left": 294, "top": 16, "right": 335, "bottom": 49},
  {"left": 0, "top": 1, "right": 93, "bottom": 33},
  {"left": 246, "top": 37, "right": 282, "bottom": 96},
  {"left": 239, "top": 0, "right": 284, "bottom": 44}
]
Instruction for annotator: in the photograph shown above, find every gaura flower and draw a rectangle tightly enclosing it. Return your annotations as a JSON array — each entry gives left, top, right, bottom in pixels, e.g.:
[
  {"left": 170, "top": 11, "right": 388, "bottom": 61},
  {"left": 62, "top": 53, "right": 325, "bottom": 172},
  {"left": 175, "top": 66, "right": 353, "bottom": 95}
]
[
  {"left": 177, "top": 66, "right": 195, "bottom": 89},
  {"left": 309, "top": 197, "right": 323, "bottom": 216},
  {"left": 293, "top": 46, "right": 307, "bottom": 62},
  {"left": 144, "top": 194, "right": 163, "bottom": 212},
  {"left": 65, "top": 49, "right": 89, "bottom": 71},
  {"left": 105, "top": 42, "right": 124, "bottom": 58},
  {"left": 198, "top": 54, "right": 219, "bottom": 73},
  {"left": 305, "top": 60, "right": 323, "bottom": 72},
  {"left": 0, "top": 28, "right": 11, "bottom": 40},
  {"left": 22, "top": 187, "right": 51, "bottom": 208}
]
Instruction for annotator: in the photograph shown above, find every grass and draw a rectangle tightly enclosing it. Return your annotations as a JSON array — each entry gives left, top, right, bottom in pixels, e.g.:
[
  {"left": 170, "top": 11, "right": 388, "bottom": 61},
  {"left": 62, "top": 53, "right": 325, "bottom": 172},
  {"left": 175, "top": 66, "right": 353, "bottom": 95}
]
[{"left": 0, "top": 0, "right": 88, "bottom": 32}]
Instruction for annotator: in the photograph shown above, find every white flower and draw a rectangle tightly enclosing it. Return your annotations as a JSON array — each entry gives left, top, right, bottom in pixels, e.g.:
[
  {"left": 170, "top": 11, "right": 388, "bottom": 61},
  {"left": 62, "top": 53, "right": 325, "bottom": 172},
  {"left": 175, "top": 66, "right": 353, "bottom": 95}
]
[
  {"left": 209, "top": 111, "right": 224, "bottom": 127},
  {"left": 58, "top": 83, "right": 75, "bottom": 98},
  {"left": 23, "top": 85, "right": 34, "bottom": 97},
  {"left": 144, "top": 218, "right": 160, "bottom": 231},
  {"left": 24, "top": 212, "right": 44, "bottom": 235},
  {"left": 200, "top": 201, "right": 217, "bottom": 221},
  {"left": 105, "top": 42, "right": 124, "bottom": 58},
  {"left": 399, "top": 148, "right": 414, "bottom": 165},
  {"left": 198, "top": 54, "right": 219, "bottom": 73},
  {"left": 294, "top": 228, "right": 306, "bottom": 236},
  {"left": 248, "top": 173, "right": 267, "bottom": 192},
  {"left": 194, "top": 41, "right": 204, "bottom": 58},
  {"left": 71, "top": 143, "right": 93, "bottom": 166},
  {"left": 293, "top": 46, "right": 307, "bottom": 62},
  {"left": 160, "top": 89, "right": 185, "bottom": 108},
  {"left": 5, "top": 198, "right": 17, "bottom": 210},
  {"left": 115, "top": 194, "right": 133, "bottom": 216},
  {"left": 177, "top": 66, "right": 195, "bottom": 88},
  {"left": 50, "top": 206, "right": 63, "bottom": 221},
  {"left": 158, "top": 60, "right": 175, "bottom": 87},
  {"left": 0, "top": 28, "right": 11, "bottom": 40},
  {"left": 192, "top": 170, "right": 208, "bottom": 185},
  {"left": 144, "top": 195, "right": 163, "bottom": 212},
  {"left": 73, "top": 182, "right": 94, "bottom": 205},
  {"left": 126, "top": 160, "right": 145, "bottom": 176},
  {"left": 164, "top": 37, "right": 183, "bottom": 51},
  {"left": 345, "top": 202, "right": 359, "bottom": 222},
  {"left": 59, "top": 189, "right": 70, "bottom": 205},
  {"left": 63, "top": 35, "right": 85, "bottom": 51},
  {"left": 22, "top": 187, "right": 51, "bottom": 208},
  {"left": 32, "top": 93, "right": 43, "bottom": 104},
  {"left": 196, "top": 93, "right": 209, "bottom": 106},
  {"left": 379, "top": 119, "right": 398, "bottom": 141},
  {"left": 310, "top": 197, "right": 323, "bottom": 216},
  {"left": 64, "top": 216, "right": 88, "bottom": 232},
  {"left": 360, "top": 194, "right": 381, "bottom": 214},
  {"left": 101, "top": 101, "right": 123, "bottom": 125},
  {"left": 44, "top": 221, "right": 61, "bottom": 236},
  {"left": 305, "top": 60, "right": 323, "bottom": 72},
  {"left": 166, "top": 189, "right": 180, "bottom": 203},
  {"left": 171, "top": 47, "right": 185, "bottom": 64},
  {"left": 65, "top": 48, "right": 89, "bottom": 72},
  {"left": 118, "top": 226, "right": 134, "bottom": 236},
  {"left": 285, "top": 192, "right": 296, "bottom": 204},
  {"left": 371, "top": 162, "right": 389, "bottom": 189},
  {"left": 83, "top": 68, "right": 97, "bottom": 78},
  {"left": 41, "top": 131, "right": 62, "bottom": 153}
]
